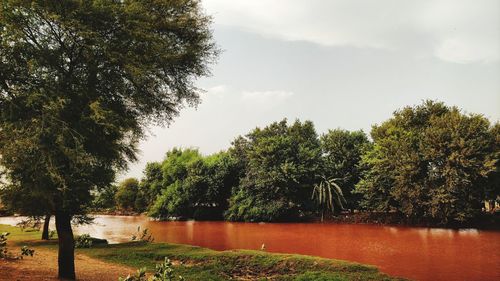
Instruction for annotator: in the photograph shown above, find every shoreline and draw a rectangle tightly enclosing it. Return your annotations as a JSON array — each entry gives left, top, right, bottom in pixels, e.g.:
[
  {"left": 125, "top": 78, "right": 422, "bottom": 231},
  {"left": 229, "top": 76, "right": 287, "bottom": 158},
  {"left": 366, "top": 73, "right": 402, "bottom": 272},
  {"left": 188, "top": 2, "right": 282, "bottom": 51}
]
[
  {"left": 86, "top": 210, "right": 500, "bottom": 230},
  {"left": 0, "top": 223, "right": 404, "bottom": 281},
  {"left": 2, "top": 211, "right": 498, "bottom": 231}
]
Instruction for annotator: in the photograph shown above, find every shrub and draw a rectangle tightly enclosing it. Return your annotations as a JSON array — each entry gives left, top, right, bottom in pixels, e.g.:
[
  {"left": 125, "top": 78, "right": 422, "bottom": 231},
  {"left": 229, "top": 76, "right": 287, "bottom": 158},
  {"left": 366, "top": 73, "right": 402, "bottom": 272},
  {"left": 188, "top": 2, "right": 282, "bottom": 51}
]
[
  {"left": 20, "top": 246, "right": 35, "bottom": 258},
  {"left": 75, "top": 234, "right": 93, "bottom": 248},
  {"left": 0, "top": 232, "right": 9, "bottom": 258},
  {"left": 131, "top": 226, "right": 154, "bottom": 243},
  {"left": 119, "top": 258, "right": 184, "bottom": 281}
]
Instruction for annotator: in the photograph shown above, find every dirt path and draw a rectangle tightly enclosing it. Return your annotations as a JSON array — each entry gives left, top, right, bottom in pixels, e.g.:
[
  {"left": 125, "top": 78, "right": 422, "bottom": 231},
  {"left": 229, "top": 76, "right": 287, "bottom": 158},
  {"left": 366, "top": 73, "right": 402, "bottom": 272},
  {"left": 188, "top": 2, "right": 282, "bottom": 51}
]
[{"left": 0, "top": 247, "right": 137, "bottom": 281}]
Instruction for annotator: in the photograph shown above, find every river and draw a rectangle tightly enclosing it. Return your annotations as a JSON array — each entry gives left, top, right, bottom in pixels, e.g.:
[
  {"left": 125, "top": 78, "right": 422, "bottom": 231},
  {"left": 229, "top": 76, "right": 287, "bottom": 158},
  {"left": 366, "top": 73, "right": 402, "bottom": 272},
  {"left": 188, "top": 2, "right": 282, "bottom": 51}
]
[{"left": 1, "top": 215, "right": 498, "bottom": 281}]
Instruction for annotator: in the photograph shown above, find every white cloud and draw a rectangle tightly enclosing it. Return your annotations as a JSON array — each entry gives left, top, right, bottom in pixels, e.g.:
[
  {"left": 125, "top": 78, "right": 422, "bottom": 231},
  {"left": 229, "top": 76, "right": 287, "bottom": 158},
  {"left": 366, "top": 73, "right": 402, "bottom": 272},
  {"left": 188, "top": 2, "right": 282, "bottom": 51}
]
[
  {"left": 241, "top": 90, "right": 294, "bottom": 104},
  {"left": 203, "top": 0, "right": 500, "bottom": 64}
]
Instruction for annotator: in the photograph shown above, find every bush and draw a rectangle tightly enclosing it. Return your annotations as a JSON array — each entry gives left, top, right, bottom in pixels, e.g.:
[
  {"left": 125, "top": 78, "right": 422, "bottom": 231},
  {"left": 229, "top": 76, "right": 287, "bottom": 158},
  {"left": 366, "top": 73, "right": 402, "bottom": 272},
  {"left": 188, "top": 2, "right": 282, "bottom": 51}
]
[
  {"left": 131, "top": 226, "right": 154, "bottom": 243},
  {"left": 0, "top": 232, "right": 8, "bottom": 258},
  {"left": 74, "top": 234, "right": 108, "bottom": 248},
  {"left": 75, "top": 234, "right": 93, "bottom": 248},
  {"left": 20, "top": 246, "right": 35, "bottom": 258}
]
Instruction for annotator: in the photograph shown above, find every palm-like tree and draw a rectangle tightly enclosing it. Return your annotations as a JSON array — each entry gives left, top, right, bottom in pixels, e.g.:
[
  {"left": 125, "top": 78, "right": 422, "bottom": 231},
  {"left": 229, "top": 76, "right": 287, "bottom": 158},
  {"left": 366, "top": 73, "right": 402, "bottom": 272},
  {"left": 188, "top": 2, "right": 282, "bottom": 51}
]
[{"left": 312, "top": 176, "right": 347, "bottom": 222}]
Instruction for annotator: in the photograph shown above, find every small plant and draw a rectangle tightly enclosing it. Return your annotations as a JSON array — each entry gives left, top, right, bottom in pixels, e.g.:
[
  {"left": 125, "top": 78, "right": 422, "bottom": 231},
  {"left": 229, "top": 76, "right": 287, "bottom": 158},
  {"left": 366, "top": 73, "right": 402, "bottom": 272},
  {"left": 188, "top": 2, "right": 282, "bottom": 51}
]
[
  {"left": 49, "top": 230, "right": 56, "bottom": 239},
  {"left": 131, "top": 226, "right": 154, "bottom": 243},
  {"left": 0, "top": 232, "right": 9, "bottom": 258},
  {"left": 75, "top": 234, "right": 93, "bottom": 248},
  {"left": 119, "top": 268, "right": 148, "bottom": 281},
  {"left": 118, "top": 257, "right": 184, "bottom": 281},
  {"left": 151, "top": 258, "right": 184, "bottom": 281},
  {"left": 20, "top": 246, "right": 35, "bottom": 259}
]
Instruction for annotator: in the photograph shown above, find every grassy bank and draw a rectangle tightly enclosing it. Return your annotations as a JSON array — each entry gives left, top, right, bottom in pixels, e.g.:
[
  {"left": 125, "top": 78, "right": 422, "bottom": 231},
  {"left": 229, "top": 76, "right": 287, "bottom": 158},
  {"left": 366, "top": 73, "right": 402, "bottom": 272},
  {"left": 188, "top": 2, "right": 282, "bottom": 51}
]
[{"left": 0, "top": 224, "right": 404, "bottom": 281}]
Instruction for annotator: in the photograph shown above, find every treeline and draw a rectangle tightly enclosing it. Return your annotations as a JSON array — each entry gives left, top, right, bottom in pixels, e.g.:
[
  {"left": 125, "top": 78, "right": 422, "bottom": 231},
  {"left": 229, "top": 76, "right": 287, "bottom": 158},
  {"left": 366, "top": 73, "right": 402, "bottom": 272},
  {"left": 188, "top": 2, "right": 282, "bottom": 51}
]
[{"left": 95, "top": 101, "right": 499, "bottom": 225}]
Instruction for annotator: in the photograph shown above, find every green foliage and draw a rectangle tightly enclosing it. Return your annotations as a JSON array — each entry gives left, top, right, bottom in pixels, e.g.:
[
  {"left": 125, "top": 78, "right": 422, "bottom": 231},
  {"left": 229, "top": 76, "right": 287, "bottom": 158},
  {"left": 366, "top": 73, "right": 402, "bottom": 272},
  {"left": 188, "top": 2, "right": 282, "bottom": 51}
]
[
  {"left": 312, "top": 177, "right": 347, "bottom": 221},
  {"left": 151, "top": 258, "right": 185, "bottom": 281},
  {"left": 119, "top": 268, "right": 148, "bottom": 281},
  {"left": 356, "top": 101, "right": 498, "bottom": 224},
  {"left": 0, "top": 0, "right": 217, "bottom": 275},
  {"left": 118, "top": 258, "right": 184, "bottom": 281},
  {"left": 147, "top": 149, "right": 240, "bottom": 220},
  {"left": 0, "top": 232, "right": 8, "bottom": 258},
  {"left": 20, "top": 246, "right": 35, "bottom": 258},
  {"left": 92, "top": 185, "right": 118, "bottom": 210},
  {"left": 116, "top": 178, "right": 141, "bottom": 211},
  {"left": 320, "top": 129, "right": 371, "bottom": 210},
  {"left": 75, "top": 234, "right": 93, "bottom": 249},
  {"left": 225, "top": 119, "right": 322, "bottom": 222}
]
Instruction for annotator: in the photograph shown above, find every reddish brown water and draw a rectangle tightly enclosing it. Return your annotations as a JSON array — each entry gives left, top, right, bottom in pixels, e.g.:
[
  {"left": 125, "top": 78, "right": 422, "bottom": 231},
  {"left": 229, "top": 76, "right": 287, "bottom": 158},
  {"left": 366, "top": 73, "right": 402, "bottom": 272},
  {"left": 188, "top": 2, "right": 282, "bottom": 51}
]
[{"left": 1, "top": 215, "right": 498, "bottom": 281}]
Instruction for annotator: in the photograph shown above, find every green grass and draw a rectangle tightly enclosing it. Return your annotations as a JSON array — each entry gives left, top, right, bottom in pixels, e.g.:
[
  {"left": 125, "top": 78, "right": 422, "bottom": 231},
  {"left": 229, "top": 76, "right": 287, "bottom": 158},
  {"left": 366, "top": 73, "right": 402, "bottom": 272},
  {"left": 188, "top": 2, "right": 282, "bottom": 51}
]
[
  {"left": 0, "top": 224, "right": 405, "bottom": 280},
  {"left": 0, "top": 223, "right": 42, "bottom": 241}
]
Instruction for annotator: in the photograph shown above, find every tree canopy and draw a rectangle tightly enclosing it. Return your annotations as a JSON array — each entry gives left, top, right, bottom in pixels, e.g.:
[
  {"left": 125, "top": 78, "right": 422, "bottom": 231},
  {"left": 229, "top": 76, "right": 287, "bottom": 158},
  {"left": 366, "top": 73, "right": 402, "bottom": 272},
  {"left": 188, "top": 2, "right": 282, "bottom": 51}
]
[
  {"left": 0, "top": 0, "right": 217, "bottom": 279},
  {"left": 225, "top": 119, "right": 322, "bottom": 222},
  {"left": 356, "top": 101, "right": 499, "bottom": 224}
]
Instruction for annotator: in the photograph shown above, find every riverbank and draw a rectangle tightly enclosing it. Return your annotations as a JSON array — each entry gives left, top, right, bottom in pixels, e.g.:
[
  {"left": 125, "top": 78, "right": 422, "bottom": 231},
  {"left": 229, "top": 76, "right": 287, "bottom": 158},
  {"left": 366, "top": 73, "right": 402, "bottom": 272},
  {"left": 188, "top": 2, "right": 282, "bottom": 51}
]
[
  {"left": 326, "top": 211, "right": 500, "bottom": 230},
  {"left": 0, "top": 224, "right": 403, "bottom": 281}
]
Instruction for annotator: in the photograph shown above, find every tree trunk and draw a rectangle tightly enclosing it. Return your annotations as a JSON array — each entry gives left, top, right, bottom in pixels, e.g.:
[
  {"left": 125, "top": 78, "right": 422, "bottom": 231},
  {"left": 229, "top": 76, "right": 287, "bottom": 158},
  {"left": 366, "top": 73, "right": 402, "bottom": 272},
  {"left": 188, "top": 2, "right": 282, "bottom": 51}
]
[
  {"left": 41, "top": 215, "right": 51, "bottom": 240},
  {"left": 55, "top": 212, "right": 75, "bottom": 280}
]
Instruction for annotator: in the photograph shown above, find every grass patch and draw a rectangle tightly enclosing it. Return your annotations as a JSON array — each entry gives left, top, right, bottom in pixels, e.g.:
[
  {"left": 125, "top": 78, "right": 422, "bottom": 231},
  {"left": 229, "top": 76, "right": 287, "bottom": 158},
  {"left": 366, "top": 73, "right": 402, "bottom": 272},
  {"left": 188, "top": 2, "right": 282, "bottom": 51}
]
[
  {"left": 1, "top": 223, "right": 405, "bottom": 280},
  {"left": 79, "top": 242, "right": 403, "bottom": 280},
  {"left": 0, "top": 224, "right": 42, "bottom": 242}
]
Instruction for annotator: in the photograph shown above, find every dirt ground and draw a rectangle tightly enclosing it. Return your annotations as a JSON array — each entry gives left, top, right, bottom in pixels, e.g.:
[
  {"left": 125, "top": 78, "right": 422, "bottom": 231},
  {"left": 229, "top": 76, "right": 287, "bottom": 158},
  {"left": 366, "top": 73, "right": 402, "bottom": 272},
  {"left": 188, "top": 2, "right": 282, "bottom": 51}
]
[{"left": 0, "top": 248, "right": 136, "bottom": 281}]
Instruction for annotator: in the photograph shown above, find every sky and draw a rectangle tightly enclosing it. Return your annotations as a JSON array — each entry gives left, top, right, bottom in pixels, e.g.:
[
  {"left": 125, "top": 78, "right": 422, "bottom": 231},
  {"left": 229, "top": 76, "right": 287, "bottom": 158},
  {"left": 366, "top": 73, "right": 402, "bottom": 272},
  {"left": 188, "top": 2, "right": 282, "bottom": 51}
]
[{"left": 121, "top": 0, "right": 500, "bottom": 180}]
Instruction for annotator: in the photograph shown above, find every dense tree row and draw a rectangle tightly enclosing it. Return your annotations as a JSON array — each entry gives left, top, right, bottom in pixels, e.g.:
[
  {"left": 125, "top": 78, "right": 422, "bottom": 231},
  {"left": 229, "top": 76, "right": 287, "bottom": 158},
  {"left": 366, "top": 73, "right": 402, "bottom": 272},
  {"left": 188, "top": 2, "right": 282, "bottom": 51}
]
[
  {"left": 103, "top": 101, "right": 498, "bottom": 225},
  {"left": 357, "top": 101, "right": 499, "bottom": 223}
]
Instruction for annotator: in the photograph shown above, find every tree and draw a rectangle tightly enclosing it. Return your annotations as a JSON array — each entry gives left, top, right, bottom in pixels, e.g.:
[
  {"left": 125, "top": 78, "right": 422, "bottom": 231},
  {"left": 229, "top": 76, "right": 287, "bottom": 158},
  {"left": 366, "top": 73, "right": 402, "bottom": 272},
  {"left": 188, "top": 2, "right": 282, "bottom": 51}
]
[
  {"left": 115, "top": 178, "right": 140, "bottom": 211},
  {"left": 320, "top": 129, "right": 370, "bottom": 210},
  {"left": 147, "top": 149, "right": 239, "bottom": 220},
  {"left": 0, "top": 185, "right": 52, "bottom": 240},
  {"left": 92, "top": 184, "right": 118, "bottom": 210},
  {"left": 140, "top": 162, "right": 164, "bottom": 209},
  {"left": 147, "top": 148, "right": 204, "bottom": 219},
  {"left": 312, "top": 176, "right": 346, "bottom": 221},
  {"left": 225, "top": 119, "right": 322, "bottom": 222},
  {"left": 0, "top": 1, "right": 217, "bottom": 279},
  {"left": 356, "top": 101, "right": 498, "bottom": 224}
]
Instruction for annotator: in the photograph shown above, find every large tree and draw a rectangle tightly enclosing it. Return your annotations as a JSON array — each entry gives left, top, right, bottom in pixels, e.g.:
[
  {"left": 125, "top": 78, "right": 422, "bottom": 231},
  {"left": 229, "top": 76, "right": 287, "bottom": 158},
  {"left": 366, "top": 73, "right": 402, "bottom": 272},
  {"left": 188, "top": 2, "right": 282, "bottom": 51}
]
[
  {"left": 225, "top": 119, "right": 322, "bottom": 222},
  {"left": 147, "top": 149, "right": 239, "bottom": 220},
  {"left": 0, "top": 0, "right": 217, "bottom": 279},
  {"left": 356, "top": 101, "right": 498, "bottom": 224},
  {"left": 320, "top": 129, "right": 370, "bottom": 210}
]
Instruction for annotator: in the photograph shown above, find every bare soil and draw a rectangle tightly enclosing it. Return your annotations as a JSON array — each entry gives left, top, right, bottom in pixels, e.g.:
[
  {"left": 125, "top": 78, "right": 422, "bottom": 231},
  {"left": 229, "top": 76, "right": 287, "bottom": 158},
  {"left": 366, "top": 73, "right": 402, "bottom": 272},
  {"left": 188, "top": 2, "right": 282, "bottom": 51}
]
[{"left": 0, "top": 248, "right": 136, "bottom": 281}]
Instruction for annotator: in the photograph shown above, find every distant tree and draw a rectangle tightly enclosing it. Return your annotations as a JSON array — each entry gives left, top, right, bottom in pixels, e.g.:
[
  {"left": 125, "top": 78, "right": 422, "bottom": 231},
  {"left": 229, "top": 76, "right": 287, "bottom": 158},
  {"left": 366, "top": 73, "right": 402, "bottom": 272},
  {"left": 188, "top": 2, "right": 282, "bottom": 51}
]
[
  {"left": 161, "top": 148, "right": 204, "bottom": 186},
  {"left": 225, "top": 119, "right": 322, "bottom": 222},
  {"left": 147, "top": 149, "right": 239, "bottom": 220},
  {"left": 320, "top": 129, "right": 370, "bottom": 210},
  {"left": 312, "top": 176, "right": 346, "bottom": 221},
  {"left": 0, "top": 1, "right": 217, "bottom": 279},
  {"left": 484, "top": 123, "right": 500, "bottom": 210},
  {"left": 140, "top": 162, "right": 164, "bottom": 209},
  {"left": 148, "top": 148, "right": 204, "bottom": 219},
  {"left": 203, "top": 151, "right": 241, "bottom": 216},
  {"left": 356, "top": 101, "right": 498, "bottom": 224},
  {"left": 92, "top": 185, "right": 118, "bottom": 210},
  {"left": 115, "top": 178, "right": 140, "bottom": 211}
]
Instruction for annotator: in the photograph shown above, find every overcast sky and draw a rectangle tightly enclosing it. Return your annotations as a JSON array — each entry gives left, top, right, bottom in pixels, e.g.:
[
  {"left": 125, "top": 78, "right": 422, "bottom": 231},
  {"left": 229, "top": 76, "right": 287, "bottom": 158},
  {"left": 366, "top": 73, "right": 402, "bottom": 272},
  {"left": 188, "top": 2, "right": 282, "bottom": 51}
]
[{"left": 122, "top": 0, "right": 500, "bottom": 180}]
